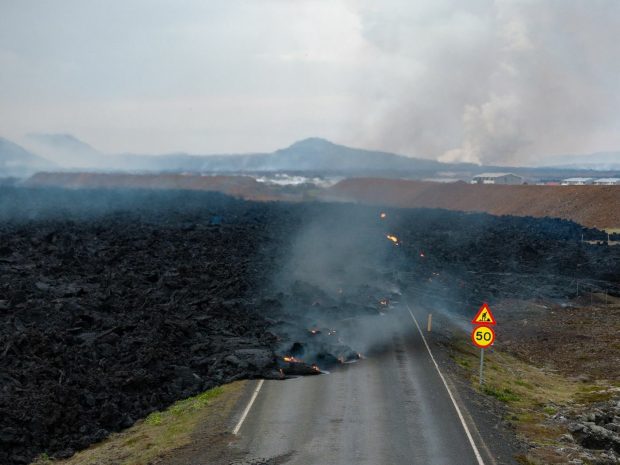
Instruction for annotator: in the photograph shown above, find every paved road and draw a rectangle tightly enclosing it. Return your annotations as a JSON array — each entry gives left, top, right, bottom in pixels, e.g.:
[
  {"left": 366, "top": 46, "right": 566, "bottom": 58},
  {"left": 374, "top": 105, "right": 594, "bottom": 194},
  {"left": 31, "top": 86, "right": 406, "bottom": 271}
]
[{"left": 232, "top": 305, "right": 486, "bottom": 465}]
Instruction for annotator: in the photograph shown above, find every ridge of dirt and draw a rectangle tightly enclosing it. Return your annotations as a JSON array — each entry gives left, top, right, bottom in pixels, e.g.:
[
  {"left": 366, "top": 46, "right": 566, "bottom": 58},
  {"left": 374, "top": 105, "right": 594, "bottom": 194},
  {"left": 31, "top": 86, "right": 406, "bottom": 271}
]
[
  {"left": 24, "top": 172, "right": 281, "bottom": 201},
  {"left": 25, "top": 173, "right": 620, "bottom": 229},
  {"left": 327, "top": 178, "right": 620, "bottom": 229}
]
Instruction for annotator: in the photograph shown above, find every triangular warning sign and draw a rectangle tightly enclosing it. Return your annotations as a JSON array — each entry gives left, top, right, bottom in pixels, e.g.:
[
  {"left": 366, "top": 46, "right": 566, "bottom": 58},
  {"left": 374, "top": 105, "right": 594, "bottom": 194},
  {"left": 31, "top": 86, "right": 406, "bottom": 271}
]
[{"left": 471, "top": 303, "right": 496, "bottom": 325}]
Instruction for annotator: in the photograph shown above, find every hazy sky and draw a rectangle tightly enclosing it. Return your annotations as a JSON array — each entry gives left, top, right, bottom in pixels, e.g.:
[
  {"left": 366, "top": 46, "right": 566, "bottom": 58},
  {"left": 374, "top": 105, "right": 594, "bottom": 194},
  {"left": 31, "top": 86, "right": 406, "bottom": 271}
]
[{"left": 1, "top": 0, "right": 619, "bottom": 164}]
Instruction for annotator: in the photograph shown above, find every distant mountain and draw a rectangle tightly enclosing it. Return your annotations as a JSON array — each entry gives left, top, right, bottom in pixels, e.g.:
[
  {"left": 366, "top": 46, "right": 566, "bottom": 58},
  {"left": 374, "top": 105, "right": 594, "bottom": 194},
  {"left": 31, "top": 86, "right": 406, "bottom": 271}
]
[
  {"left": 0, "top": 137, "right": 55, "bottom": 177},
  {"left": 116, "top": 151, "right": 268, "bottom": 172},
  {"left": 115, "top": 138, "right": 478, "bottom": 174},
  {"left": 23, "top": 133, "right": 106, "bottom": 169},
  {"left": 543, "top": 151, "right": 620, "bottom": 170},
  {"left": 13, "top": 133, "right": 619, "bottom": 180},
  {"left": 268, "top": 138, "right": 452, "bottom": 172},
  {"left": 120, "top": 139, "right": 618, "bottom": 178}
]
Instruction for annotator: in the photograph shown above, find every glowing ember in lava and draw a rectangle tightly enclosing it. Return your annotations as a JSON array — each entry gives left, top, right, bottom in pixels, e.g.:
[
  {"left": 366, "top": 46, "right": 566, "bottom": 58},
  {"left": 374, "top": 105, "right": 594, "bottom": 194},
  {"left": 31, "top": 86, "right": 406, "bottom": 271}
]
[
  {"left": 283, "top": 355, "right": 302, "bottom": 363},
  {"left": 311, "top": 364, "right": 321, "bottom": 372},
  {"left": 380, "top": 212, "right": 387, "bottom": 219},
  {"left": 386, "top": 234, "right": 399, "bottom": 245}
]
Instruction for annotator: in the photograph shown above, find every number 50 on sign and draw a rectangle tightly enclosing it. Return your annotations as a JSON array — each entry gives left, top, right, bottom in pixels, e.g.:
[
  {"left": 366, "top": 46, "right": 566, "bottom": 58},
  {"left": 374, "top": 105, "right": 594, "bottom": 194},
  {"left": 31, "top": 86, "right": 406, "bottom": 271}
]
[{"left": 471, "top": 326, "right": 495, "bottom": 348}]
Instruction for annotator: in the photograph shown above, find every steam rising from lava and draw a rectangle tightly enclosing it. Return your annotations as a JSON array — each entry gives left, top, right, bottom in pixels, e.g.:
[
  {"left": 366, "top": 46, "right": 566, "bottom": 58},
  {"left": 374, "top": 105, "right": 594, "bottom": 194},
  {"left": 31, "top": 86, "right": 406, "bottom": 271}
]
[{"left": 267, "top": 205, "right": 407, "bottom": 370}]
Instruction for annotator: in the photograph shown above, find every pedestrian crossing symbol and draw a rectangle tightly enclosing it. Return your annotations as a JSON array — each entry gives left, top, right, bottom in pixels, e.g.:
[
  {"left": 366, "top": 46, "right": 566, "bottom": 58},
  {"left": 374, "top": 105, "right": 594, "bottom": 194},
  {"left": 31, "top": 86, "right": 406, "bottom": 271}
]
[{"left": 471, "top": 303, "right": 496, "bottom": 325}]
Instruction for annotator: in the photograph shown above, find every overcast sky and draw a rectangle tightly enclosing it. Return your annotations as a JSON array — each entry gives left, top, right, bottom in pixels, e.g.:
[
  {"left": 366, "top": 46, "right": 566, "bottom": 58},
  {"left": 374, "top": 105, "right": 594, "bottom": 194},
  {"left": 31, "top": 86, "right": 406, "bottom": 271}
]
[{"left": 1, "top": 0, "right": 619, "bottom": 164}]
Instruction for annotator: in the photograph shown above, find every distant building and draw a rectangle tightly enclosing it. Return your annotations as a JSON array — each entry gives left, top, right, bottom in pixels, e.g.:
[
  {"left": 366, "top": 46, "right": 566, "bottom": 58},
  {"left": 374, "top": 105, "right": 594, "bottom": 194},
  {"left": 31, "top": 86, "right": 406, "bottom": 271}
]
[
  {"left": 561, "top": 177, "right": 594, "bottom": 185},
  {"left": 471, "top": 173, "right": 524, "bottom": 185},
  {"left": 593, "top": 178, "right": 620, "bottom": 185}
]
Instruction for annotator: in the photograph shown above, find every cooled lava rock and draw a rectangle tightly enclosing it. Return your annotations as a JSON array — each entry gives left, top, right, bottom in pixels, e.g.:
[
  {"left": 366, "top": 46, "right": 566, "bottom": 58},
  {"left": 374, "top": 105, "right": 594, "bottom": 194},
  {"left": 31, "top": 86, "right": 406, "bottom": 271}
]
[{"left": 1, "top": 186, "right": 619, "bottom": 465}]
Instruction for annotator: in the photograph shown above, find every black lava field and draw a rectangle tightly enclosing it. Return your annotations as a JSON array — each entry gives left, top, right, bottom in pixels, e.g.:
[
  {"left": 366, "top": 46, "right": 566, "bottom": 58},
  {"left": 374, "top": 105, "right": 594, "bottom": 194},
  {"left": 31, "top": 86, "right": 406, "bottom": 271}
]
[{"left": 1, "top": 187, "right": 619, "bottom": 465}]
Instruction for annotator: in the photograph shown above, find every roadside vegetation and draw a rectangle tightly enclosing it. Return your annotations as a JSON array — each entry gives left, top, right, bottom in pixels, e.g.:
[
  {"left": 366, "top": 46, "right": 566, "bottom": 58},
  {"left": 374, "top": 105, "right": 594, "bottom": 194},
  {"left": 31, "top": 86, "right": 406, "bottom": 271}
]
[
  {"left": 447, "top": 296, "right": 620, "bottom": 464},
  {"left": 31, "top": 383, "right": 240, "bottom": 465}
]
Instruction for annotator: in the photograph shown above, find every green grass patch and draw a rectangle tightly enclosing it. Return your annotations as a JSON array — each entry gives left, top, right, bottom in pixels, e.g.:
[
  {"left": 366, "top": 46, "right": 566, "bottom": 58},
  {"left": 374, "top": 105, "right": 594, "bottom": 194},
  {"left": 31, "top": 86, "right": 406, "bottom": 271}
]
[
  {"left": 34, "top": 453, "right": 52, "bottom": 464},
  {"left": 32, "top": 383, "right": 237, "bottom": 465},
  {"left": 515, "top": 454, "right": 538, "bottom": 465},
  {"left": 144, "top": 411, "right": 163, "bottom": 426},
  {"left": 453, "top": 355, "right": 471, "bottom": 368},
  {"left": 515, "top": 379, "right": 534, "bottom": 390},
  {"left": 446, "top": 333, "right": 618, "bottom": 464},
  {"left": 483, "top": 385, "right": 521, "bottom": 403},
  {"left": 575, "top": 387, "right": 616, "bottom": 403}
]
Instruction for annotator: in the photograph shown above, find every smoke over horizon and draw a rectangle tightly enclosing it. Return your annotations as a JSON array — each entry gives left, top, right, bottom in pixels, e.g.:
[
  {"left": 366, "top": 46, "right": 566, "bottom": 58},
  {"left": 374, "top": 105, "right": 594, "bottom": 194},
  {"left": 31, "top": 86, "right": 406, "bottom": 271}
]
[
  {"left": 354, "top": 0, "right": 620, "bottom": 165},
  {"left": 1, "top": 1, "right": 619, "bottom": 164}
]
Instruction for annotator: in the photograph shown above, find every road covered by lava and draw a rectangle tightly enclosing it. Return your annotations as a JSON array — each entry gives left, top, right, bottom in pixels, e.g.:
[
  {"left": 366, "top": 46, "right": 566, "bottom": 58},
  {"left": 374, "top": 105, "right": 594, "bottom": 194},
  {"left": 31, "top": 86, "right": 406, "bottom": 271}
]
[
  {"left": 0, "top": 186, "right": 619, "bottom": 464},
  {"left": 228, "top": 304, "right": 499, "bottom": 465}
]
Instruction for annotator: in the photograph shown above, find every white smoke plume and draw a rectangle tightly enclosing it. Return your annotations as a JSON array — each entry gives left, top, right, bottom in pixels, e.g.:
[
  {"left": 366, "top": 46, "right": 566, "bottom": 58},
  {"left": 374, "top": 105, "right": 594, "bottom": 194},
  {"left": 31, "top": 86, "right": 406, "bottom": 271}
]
[{"left": 354, "top": 0, "right": 620, "bottom": 165}]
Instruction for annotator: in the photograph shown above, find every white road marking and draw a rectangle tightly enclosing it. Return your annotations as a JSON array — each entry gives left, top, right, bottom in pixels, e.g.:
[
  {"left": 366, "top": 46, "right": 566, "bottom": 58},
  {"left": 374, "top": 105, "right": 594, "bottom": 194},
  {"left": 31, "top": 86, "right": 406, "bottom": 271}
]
[
  {"left": 406, "top": 303, "right": 487, "bottom": 465},
  {"left": 232, "top": 379, "right": 264, "bottom": 435}
]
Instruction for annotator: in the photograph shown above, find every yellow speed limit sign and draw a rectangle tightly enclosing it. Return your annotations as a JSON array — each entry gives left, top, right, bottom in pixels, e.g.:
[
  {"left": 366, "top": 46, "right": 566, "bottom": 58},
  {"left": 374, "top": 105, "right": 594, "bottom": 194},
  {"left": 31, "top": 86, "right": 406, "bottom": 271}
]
[{"left": 471, "top": 326, "right": 495, "bottom": 348}]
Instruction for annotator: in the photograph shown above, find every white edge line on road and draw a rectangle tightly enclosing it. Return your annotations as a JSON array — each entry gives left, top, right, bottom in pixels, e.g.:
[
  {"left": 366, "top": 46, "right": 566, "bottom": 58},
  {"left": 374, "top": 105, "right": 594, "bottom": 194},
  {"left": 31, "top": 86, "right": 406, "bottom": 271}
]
[
  {"left": 406, "top": 303, "right": 486, "bottom": 465},
  {"left": 232, "top": 379, "right": 264, "bottom": 435}
]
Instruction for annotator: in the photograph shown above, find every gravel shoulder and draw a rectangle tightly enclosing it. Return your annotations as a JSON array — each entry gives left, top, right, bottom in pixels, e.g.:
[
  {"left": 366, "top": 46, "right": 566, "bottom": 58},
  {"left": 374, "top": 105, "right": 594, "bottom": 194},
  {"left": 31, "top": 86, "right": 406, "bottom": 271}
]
[{"left": 426, "top": 297, "right": 620, "bottom": 465}]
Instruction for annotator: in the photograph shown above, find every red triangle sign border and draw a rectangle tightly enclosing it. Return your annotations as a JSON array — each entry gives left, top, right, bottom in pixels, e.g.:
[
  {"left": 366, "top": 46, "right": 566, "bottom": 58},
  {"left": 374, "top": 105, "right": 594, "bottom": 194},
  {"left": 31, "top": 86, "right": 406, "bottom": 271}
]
[{"left": 471, "top": 303, "right": 497, "bottom": 325}]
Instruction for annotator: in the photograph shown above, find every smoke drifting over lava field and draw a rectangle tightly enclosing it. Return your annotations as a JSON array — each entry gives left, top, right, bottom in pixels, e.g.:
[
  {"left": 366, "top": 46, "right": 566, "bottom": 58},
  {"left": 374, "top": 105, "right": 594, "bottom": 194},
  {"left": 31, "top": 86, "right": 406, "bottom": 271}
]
[{"left": 1, "top": 187, "right": 619, "bottom": 464}]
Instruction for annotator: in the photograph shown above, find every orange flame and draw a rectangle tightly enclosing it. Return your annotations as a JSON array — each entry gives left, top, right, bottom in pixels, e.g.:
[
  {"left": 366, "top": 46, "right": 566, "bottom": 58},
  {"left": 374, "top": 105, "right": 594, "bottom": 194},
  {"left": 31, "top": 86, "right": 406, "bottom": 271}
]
[
  {"left": 386, "top": 234, "right": 399, "bottom": 245},
  {"left": 283, "top": 355, "right": 302, "bottom": 363}
]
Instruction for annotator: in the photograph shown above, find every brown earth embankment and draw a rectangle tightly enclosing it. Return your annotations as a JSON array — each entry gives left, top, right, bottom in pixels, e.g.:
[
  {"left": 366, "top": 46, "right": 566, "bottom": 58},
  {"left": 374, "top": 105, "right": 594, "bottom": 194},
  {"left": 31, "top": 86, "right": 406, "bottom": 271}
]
[
  {"left": 23, "top": 173, "right": 620, "bottom": 229},
  {"left": 327, "top": 178, "right": 620, "bottom": 229},
  {"left": 24, "top": 172, "right": 280, "bottom": 200}
]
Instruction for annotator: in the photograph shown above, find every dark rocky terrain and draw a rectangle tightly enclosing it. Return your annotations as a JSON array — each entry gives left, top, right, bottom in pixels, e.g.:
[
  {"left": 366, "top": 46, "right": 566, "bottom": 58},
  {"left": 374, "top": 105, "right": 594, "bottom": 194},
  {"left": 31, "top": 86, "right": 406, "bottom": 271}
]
[{"left": 1, "top": 187, "right": 619, "bottom": 465}]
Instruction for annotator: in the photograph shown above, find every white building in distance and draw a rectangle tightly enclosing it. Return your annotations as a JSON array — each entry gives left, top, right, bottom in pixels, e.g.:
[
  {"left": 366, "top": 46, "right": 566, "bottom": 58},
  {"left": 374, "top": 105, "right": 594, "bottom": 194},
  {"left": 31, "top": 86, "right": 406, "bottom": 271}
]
[
  {"left": 561, "top": 178, "right": 594, "bottom": 185},
  {"left": 593, "top": 178, "right": 620, "bottom": 185},
  {"left": 471, "top": 173, "right": 524, "bottom": 185}
]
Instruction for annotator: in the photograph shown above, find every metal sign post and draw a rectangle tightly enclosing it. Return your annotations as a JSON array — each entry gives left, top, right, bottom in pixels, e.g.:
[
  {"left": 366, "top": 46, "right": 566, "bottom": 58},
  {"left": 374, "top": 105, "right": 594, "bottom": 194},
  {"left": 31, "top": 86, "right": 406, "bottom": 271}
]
[{"left": 471, "top": 303, "right": 497, "bottom": 387}]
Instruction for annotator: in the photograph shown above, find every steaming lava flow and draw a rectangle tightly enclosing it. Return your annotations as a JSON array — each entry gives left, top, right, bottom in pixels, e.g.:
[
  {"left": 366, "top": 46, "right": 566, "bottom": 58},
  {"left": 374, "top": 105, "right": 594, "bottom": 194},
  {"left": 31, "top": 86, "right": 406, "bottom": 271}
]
[
  {"left": 1, "top": 187, "right": 619, "bottom": 465},
  {"left": 279, "top": 356, "right": 321, "bottom": 376}
]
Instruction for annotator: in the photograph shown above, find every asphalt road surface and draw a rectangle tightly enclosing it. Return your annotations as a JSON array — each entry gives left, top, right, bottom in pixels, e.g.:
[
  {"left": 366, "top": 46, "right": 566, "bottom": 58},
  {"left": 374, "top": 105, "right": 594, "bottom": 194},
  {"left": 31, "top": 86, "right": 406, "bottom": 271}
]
[{"left": 232, "top": 305, "right": 488, "bottom": 465}]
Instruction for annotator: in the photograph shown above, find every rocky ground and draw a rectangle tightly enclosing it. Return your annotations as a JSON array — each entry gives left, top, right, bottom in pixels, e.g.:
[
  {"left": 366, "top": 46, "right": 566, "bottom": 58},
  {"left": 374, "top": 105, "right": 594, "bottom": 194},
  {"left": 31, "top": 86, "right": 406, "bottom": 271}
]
[
  {"left": 497, "top": 299, "right": 620, "bottom": 464},
  {"left": 1, "top": 186, "right": 619, "bottom": 465},
  {"left": 0, "top": 190, "right": 289, "bottom": 465},
  {"left": 564, "top": 399, "right": 620, "bottom": 465}
]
